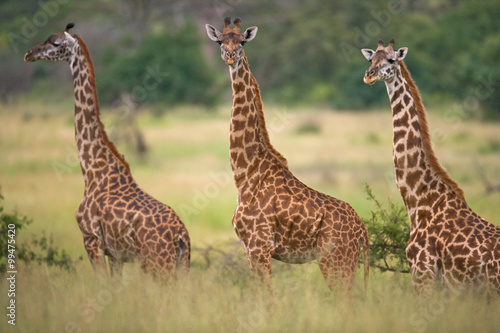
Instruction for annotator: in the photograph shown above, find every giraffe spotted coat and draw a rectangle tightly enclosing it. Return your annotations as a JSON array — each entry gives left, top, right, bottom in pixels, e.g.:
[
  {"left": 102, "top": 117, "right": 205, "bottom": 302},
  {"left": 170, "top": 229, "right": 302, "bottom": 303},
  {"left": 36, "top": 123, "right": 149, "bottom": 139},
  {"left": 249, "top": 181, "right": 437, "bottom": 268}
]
[
  {"left": 207, "top": 18, "right": 369, "bottom": 292},
  {"left": 362, "top": 40, "right": 500, "bottom": 294},
  {"left": 24, "top": 24, "right": 190, "bottom": 278}
]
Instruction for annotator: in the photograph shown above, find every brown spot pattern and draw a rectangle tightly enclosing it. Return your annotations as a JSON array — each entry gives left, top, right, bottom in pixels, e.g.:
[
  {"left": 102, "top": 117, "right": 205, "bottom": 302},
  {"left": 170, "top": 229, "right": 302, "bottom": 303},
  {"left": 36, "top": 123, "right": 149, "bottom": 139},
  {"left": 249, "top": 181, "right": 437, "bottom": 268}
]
[
  {"left": 365, "top": 46, "right": 500, "bottom": 294},
  {"left": 223, "top": 47, "right": 369, "bottom": 293},
  {"left": 25, "top": 31, "right": 190, "bottom": 280}
]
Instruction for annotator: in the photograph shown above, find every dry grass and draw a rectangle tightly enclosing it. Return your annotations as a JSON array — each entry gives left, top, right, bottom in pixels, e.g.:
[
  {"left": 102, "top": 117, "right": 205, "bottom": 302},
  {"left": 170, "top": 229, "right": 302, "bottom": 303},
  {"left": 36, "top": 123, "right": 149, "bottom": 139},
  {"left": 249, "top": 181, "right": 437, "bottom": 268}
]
[
  {"left": 2, "top": 250, "right": 500, "bottom": 333},
  {"left": 1, "top": 102, "right": 500, "bottom": 332}
]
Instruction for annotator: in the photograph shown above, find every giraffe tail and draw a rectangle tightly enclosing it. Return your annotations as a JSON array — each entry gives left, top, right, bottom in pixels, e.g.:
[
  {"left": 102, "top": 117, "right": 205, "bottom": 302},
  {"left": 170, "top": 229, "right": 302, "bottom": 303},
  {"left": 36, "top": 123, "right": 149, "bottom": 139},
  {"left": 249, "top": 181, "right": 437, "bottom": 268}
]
[
  {"left": 362, "top": 224, "right": 370, "bottom": 293},
  {"left": 176, "top": 226, "right": 191, "bottom": 277}
]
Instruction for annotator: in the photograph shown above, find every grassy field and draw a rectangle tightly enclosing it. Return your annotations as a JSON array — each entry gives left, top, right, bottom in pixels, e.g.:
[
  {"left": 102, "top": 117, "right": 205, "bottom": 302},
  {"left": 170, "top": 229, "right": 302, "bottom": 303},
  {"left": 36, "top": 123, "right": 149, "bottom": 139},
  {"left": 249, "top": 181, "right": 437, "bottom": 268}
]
[{"left": 1, "top": 101, "right": 500, "bottom": 332}]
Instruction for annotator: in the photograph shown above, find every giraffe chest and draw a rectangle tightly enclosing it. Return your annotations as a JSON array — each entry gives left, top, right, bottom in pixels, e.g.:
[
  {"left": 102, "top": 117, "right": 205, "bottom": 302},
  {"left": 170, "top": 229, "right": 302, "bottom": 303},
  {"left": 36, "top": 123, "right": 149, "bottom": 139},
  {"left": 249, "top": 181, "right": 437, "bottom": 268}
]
[
  {"left": 232, "top": 187, "right": 323, "bottom": 264},
  {"left": 99, "top": 203, "right": 138, "bottom": 261}
]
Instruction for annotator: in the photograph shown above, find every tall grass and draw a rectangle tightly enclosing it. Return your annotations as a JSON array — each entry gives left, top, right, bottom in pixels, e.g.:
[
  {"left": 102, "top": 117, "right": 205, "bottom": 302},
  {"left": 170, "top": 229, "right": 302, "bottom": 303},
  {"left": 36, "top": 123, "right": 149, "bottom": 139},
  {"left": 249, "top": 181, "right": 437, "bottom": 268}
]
[
  {"left": 2, "top": 256, "right": 500, "bottom": 333},
  {"left": 1, "top": 103, "right": 500, "bottom": 332}
]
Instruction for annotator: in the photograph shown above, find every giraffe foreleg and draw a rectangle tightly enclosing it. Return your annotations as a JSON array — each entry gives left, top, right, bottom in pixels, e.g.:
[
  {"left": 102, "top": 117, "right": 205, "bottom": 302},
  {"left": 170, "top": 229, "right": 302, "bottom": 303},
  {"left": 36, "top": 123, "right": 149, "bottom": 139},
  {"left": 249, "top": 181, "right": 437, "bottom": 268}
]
[
  {"left": 108, "top": 256, "right": 124, "bottom": 279},
  {"left": 248, "top": 254, "right": 272, "bottom": 293},
  {"left": 408, "top": 262, "right": 441, "bottom": 296},
  {"left": 77, "top": 204, "right": 108, "bottom": 277},
  {"left": 245, "top": 244, "right": 273, "bottom": 293},
  {"left": 82, "top": 235, "right": 108, "bottom": 277}
]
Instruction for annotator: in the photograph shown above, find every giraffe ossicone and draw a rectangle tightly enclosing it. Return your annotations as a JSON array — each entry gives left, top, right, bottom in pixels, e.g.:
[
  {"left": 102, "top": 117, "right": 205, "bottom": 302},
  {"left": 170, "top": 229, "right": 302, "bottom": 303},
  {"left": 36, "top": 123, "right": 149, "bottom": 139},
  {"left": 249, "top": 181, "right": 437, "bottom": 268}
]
[
  {"left": 362, "top": 39, "right": 500, "bottom": 295},
  {"left": 206, "top": 17, "right": 369, "bottom": 293},
  {"left": 24, "top": 24, "right": 190, "bottom": 280}
]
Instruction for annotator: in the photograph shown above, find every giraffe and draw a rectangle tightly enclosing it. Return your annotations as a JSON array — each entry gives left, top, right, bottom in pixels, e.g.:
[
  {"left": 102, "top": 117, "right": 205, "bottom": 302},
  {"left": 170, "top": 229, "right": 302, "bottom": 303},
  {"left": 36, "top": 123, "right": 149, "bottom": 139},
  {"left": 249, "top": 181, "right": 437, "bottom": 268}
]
[
  {"left": 206, "top": 17, "right": 369, "bottom": 293},
  {"left": 361, "top": 40, "right": 500, "bottom": 294},
  {"left": 24, "top": 23, "right": 190, "bottom": 279}
]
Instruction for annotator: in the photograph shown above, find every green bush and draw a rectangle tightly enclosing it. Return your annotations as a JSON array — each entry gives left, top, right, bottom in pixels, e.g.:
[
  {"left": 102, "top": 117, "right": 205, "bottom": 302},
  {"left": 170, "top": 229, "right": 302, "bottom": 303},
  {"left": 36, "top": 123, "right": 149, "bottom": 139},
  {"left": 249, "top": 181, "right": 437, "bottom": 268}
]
[
  {"left": 0, "top": 193, "right": 31, "bottom": 272},
  {"left": 0, "top": 193, "right": 80, "bottom": 272},
  {"left": 362, "top": 185, "right": 410, "bottom": 273},
  {"left": 98, "top": 23, "right": 221, "bottom": 110}
]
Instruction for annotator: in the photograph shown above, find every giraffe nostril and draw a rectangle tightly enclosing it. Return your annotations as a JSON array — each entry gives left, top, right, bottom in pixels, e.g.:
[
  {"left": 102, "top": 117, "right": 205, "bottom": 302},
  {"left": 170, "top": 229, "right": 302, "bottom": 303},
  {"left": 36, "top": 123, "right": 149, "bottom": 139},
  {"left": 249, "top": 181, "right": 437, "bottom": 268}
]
[{"left": 369, "top": 69, "right": 376, "bottom": 76}]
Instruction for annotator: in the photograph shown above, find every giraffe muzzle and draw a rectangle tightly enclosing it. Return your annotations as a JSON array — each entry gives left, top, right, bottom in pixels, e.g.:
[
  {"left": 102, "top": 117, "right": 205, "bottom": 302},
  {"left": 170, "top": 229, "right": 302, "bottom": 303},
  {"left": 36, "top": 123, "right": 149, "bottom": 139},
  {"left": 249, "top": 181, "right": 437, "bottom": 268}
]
[
  {"left": 364, "top": 75, "right": 376, "bottom": 85},
  {"left": 363, "top": 69, "right": 377, "bottom": 85},
  {"left": 225, "top": 51, "right": 237, "bottom": 66},
  {"left": 24, "top": 51, "right": 36, "bottom": 62}
]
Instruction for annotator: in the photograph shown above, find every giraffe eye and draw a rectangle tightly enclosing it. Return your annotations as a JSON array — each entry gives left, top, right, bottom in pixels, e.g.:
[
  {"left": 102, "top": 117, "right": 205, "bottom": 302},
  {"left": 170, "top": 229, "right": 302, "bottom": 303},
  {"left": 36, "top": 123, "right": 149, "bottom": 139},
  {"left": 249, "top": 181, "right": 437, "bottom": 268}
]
[
  {"left": 388, "top": 59, "right": 395, "bottom": 64},
  {"left": 50, "top": 41, "right": 60, "bottom": 47}
]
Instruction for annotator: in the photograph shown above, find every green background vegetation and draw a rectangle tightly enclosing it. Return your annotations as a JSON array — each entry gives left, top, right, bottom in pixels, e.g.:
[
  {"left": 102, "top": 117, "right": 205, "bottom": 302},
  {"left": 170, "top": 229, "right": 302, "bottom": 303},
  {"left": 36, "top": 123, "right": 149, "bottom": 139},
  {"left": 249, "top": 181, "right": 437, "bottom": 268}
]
[
  {"left": 1, "top": 0, "right": 499, "bottom": 117},
  {"left": 1, "top": 0, "right": 500, "bottom": 332}
]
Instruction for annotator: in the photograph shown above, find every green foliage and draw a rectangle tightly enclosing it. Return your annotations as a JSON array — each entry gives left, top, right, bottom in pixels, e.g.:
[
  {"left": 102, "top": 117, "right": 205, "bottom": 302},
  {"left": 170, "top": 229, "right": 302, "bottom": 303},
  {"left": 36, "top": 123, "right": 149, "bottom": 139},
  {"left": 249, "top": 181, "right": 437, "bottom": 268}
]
[
  {"left": 243, "top": 0, "right": 500, "bottom": 117},
  {"left": 431, "top": 0, "right": 500, "bottom": 117},
  {"left": 0, "top": 193, "right": 31, "bottom": 272},
  {"left": 98, "top": 23, "right": 220, "bottom": 109},
  {"left": 0, "top": 193, "right": 79, "bottom": 272},
  {"left": 1, "top": 0, "right": 498, "bottom": 117},
  {"left": 362, "top": 185, "right": 410, "bottom": 273},
  {"left": 0, "top": 0, "right": 74, "bottom": 100},
  {"left": 18, "top": 232, "right": 79, "bottom": 271}
]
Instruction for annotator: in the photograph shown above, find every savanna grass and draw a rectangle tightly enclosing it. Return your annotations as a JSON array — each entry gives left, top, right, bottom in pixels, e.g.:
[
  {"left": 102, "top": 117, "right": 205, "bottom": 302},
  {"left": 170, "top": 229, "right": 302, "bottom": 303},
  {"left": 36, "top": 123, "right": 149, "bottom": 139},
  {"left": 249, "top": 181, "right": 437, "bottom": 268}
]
[
  {"left": 1, "top": 104, "right": 500, "bottom": 332},
  {"left": 2, "top": 254, "right": 500, "bottom": 333}
]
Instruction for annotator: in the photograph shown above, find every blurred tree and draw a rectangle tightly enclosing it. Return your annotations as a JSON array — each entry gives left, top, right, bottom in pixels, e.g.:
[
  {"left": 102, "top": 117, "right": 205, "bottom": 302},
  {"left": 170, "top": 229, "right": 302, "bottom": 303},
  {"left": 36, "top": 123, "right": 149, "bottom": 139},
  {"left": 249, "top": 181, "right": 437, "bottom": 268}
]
[
  {"left": 0, "top": 0, "right": 498, "bottom": 118},
  {"left": 431, "top": 0, "right": 500, "bottom": 118},
  {"left": 0, "top": 0, "right": 73, "bottom": 101},
  {"left": 98, "top": 22, "right": 221, "bottom": 108},
  {"left": 247, "top": 2, "right": 349, "bottom": 106},
  {"left": 243, "top": 0, "right": 499, "bottom": 116}
]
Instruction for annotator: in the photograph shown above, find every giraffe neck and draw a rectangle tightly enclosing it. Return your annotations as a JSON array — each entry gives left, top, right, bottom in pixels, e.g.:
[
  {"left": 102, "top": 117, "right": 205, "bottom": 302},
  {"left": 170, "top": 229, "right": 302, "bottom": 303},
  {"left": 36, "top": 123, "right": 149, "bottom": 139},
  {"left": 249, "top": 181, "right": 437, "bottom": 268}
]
[
  {"left": 69, "top": 36, "right": 129, "bottom": 186},
  {"left": 385, "top": 61, "right": 465, "bottom": 229},
  {"left": 228, "top": 52, "right": 287, "bottom": 191}
]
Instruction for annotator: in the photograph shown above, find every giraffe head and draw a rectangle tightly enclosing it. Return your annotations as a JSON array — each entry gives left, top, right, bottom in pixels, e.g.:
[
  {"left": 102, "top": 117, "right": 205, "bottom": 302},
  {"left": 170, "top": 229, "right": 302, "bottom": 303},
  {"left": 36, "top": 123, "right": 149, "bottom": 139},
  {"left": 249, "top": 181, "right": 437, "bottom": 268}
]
[
  {"left": 205, "top": 17, "right": 258, "bottom": 67},
  {"left": 361, "top": 39, "right": 408, "bottom": 85},
  {"left": 24, "top": 23, "right": 77, "bottom": 63}
]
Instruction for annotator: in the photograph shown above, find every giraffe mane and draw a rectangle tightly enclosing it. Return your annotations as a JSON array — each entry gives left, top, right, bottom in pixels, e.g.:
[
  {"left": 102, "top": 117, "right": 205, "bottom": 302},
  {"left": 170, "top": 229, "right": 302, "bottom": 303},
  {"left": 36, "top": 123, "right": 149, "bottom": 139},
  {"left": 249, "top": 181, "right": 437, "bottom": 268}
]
[
  {"left": 248, "top": 60, "right": 289, "bottom": 169},
  {"left": 399, "top": 60, "right": 465, "bottom": 202},
  {"left": 76, "top": 35, "right": 131, "bottom": 172}
]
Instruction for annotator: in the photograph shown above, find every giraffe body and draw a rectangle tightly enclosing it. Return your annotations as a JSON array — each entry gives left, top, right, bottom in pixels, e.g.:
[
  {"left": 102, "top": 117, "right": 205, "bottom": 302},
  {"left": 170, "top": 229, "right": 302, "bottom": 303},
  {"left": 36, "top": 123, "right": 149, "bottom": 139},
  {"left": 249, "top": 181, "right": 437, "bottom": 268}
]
[
  {"left": 207, "top": 18, "right": 369, "bottom": 292},
  {"left": 362, "top": 40, "right": 500, "bottom": 294},
  {"left": 24, "top": 24, "right": 190, "bottom": 278}
]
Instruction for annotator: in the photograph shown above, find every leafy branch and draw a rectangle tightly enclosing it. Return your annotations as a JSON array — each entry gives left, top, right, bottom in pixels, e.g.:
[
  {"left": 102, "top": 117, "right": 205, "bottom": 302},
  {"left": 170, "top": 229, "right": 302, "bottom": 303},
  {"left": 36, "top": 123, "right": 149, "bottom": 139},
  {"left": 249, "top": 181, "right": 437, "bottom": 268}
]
[
  {"left": 0, "top": 192, "right": 81, "bottom": 272},
  {"left": 361, "top": 184, "right": 410, "bottom": 274}
]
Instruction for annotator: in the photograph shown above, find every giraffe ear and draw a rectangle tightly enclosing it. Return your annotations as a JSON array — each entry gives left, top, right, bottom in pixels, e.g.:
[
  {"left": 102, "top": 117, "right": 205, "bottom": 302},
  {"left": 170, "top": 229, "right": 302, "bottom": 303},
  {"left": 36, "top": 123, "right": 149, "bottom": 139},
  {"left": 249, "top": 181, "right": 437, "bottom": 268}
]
[
  {"left": 205, "top": 24, "right": 222, "bottom": 42},
  {"left": 63, "top": 31, "right": 77, "bottom": 45},
  {"left": 396, "top": 47, "right": 408, "bottom": 60},
  {"left": 242, "top": 26, "right": 258, "bottom": 43},
  {"left": 361, "top": 49, "right": 375, "bottom": 61}
]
